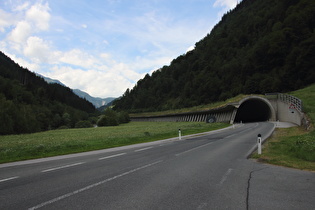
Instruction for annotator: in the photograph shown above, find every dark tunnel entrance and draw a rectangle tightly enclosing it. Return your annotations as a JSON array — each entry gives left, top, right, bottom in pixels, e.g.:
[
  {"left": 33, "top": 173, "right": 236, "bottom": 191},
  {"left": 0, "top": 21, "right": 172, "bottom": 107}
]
[{"left": 234, "top": 99, "right": 271, "bottom": 123}]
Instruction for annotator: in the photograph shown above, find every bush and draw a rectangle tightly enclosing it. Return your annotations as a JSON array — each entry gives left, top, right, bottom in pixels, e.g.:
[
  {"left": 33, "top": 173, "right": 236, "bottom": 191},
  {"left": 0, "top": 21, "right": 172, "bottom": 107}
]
[
  {"left": 108, "top": 116, "right": 119, "bottom": 126},
  {"left": 118, "top": 111, "right": 130, "bottom": 124},
  {"left": 57, "top": 125, "right": 69, "bottom": 130},
  {"left": 75, "top": 120, "right": 93, "bottom": 128},
  {"left": 97, "top": 115, "right": 109, "bottom": 127},
  {"left": 97, "top": 108, "right": 130, "bottom": 127}
]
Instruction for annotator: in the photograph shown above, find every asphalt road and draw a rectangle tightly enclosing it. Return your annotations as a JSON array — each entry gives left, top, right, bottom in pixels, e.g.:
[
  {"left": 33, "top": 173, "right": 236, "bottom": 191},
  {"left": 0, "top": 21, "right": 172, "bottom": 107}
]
[{"left": 0, "top": 122, "right": 314, "bottom": 210}]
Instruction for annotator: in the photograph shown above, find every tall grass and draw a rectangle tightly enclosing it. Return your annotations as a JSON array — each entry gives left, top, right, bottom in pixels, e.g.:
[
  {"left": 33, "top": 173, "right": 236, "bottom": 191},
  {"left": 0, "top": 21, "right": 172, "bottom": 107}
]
[{"left": 0, "top": 122, "right": 228, "bottom": 163}]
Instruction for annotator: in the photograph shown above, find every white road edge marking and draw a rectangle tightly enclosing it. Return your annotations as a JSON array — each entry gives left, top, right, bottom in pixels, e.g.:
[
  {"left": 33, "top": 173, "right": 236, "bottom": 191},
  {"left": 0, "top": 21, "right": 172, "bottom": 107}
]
[
  {"left": 28, "top": 160, "right": 163, "bottom": 210},
  {"left": 0, "top": 176, "right": 19, "bottom": 183},
  {"left": 98, "top": 153, "right": 126, "bottom": 160},
  {"left": 41, "top": 162, "right": 85, "bottom": 173},
  {"left": 134, "top": 146, "right": 153, "bottom": 152},
  {"left": 220, "top": 168, "right": 233, "bottom": 184},
  {"left": 175, "top": 142, "right": 213, "bottom": 156}
]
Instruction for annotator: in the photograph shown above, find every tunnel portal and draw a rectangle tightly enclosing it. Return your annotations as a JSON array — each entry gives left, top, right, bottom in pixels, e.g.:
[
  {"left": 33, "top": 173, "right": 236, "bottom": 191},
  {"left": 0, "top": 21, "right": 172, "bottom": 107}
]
[{"left": 234, "top": 98, "right": 272, "bottom": 123}]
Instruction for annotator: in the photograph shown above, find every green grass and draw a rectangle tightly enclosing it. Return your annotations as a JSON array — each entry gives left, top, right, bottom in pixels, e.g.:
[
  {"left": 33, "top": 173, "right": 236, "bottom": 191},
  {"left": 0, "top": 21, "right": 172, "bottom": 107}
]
[
  {"left": 252, "top": 83, "right": 315, "bottom": 171},
  {"left": 252, "top": 127, "right": 315, "bottom": 171},
  {"left": 0, "top": 122, "right": 229, "bottom": 163},
  {"left": 290, "top": 84, "right": 315, "bottom": 125}
]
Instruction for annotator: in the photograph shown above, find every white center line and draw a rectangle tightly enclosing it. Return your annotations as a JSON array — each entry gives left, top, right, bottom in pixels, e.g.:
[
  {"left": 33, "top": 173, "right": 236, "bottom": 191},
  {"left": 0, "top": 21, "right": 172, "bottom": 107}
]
[
  {"left": 41, "top": 162, "right": 85, "bottom": 173},
  {"left": 134, "top": 146, "right": 153, "bottom": 152},
  {"left": 99, "top": 153, "right": 126, "bottom": 160},
  {"left": 175, "top": 142, "right": 213, "bottom": 156},
  {"left": 0, "top": 176, "right": 19, "bottom": 183},
  {"left": 29, "top": 160, "right": 163, "bottom": 210}
]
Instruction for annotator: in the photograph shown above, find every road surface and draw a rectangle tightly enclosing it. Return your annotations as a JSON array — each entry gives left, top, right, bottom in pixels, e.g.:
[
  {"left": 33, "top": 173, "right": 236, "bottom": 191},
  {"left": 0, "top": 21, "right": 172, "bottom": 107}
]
[{"left": 0, "top": 122, "right": 314, "bottom": 209}]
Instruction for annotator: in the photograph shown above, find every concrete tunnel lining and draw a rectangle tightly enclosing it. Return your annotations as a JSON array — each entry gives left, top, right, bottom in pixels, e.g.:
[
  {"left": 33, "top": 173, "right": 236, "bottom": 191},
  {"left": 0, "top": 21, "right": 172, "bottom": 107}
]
[{"left": 234, "top": 97, "right": 275, "bottom": 123}]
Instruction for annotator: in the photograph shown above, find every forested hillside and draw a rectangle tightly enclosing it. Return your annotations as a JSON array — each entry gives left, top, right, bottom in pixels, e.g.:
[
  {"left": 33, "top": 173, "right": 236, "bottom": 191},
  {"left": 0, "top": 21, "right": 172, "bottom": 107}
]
[
  {"left": 0, "top": 51, "right": 96, "bottom": 135},
  {"left": 114, "top": 0, "right": 315, "bottom": 112}
]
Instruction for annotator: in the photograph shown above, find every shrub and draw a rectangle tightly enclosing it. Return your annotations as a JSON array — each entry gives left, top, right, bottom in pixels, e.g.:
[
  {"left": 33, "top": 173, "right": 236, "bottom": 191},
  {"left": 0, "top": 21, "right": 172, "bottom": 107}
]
[
  {"left": 97, "top": 115, "right": 109, "bottom": 127},
  {"left": 75, "top": 120, "right": 93, "bottom": 128}
]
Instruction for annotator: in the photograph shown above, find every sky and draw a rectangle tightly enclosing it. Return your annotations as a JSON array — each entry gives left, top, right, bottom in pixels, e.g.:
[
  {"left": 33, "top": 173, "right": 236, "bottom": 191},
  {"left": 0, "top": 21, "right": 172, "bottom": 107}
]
[{"left": 0, "top": 0, "right": 238, "bottom": 98}]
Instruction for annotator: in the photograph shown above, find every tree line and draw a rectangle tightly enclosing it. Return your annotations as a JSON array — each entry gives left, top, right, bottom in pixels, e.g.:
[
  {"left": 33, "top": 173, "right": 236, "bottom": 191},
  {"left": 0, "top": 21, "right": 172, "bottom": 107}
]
[
  {"left": 0, "top": 51, "right": 98, "bottom": 135},
  {"left": 113, "top": 0, "right": 315, "bottom": 113}
]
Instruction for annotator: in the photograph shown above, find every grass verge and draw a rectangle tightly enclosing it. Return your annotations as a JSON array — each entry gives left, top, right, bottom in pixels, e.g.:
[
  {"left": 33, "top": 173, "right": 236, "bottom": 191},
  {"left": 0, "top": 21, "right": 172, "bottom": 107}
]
[
  {"left": 0, "top": 122, "right": 229, "bottom": 164},
  {"left": 252, "top": 127, "right": 315, "bottom": 171},
  {"left": 252, "top": 84, "right": 315, "bottom": 171}
]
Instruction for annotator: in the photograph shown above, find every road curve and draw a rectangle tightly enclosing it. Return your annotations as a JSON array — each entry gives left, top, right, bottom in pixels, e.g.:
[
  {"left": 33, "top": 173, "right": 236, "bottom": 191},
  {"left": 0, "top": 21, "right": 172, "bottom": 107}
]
[{"left": 0, "top": 122, "right": 314, "bottom": 210}]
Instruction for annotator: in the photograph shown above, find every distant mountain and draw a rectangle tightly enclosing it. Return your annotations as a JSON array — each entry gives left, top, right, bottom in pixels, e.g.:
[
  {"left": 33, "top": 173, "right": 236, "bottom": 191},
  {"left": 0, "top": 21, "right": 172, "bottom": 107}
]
[
  {"left": 72, "top": 89, "right": 115, "bottom": 108},
  {"left": 97, "top": 99, "right": 116, "bottom": 112},
  {"left": 38, "top": 74, "right": 115, "bottom": 108},
  {"left": 114, "top": 0, "right": 315, "bottom": 112},
  {"left": 38, "top": 75, "right": 65, "bottom": 86}
]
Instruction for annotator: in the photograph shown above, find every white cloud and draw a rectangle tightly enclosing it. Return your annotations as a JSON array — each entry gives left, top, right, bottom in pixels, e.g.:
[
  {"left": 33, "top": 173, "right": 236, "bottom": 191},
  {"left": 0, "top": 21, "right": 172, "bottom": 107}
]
[
  {"left": 8, "top": 20, "right": 32, "bottom": 44},
  {"left": 23, "top": 36, "right": 54, "bottom": 64},
  {"left": 46, "top": 65, "right": 142, "bottom": 98},
  {"left": 0, "top": 9, "right": 14, "bottom": 32},
  {"left": 25, "top": 2, "right": 50, "bottom": 31},
  {"left": 213, "top": 0, "right": 238, "bottom": 10},
  {"left": 59, "top": 49, "right": 100, "bottom": 69},
  {"left": 13, "top": 2, "right": 30, "bottom": 12},
  {"left": 186, "top": 45, "right": 195, "bottom": 53},
  {"left": 5, "top": 2, "right": 51, "bottom": 53}
]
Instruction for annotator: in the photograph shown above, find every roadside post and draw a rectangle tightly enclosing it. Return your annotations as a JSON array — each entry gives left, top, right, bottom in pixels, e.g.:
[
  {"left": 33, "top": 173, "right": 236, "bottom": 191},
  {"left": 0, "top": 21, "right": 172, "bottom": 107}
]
[
  {"left": 179, "top": 129, "right": 181, "bottom": 140},
  {"left": 257, "top": 134, "right": 262, "bottom": 154}
]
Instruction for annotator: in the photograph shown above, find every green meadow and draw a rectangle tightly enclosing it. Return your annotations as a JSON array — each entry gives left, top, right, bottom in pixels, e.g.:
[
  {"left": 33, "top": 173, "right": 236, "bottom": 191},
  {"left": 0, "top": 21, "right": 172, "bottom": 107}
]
[{"left": 0, "top": 122, "right": 228, "bottom": 163}]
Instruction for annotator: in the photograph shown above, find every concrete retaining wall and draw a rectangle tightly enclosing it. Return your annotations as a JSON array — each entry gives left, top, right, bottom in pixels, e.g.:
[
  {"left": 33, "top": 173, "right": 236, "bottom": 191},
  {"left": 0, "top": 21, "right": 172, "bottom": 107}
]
[
  {"left": 131, "top": 110, "right": 235, "bottom": 123},
  {"left": 131, "top": 94, "right": 306, "bottom": 127}
]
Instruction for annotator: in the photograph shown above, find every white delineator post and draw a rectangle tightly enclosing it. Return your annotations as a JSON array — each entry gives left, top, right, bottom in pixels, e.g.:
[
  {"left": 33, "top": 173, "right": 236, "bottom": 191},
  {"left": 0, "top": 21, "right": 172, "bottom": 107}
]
[
  {"left": 179, "top": 129, "right": 181, "bottom": 140},
  {"left": 257, "top": 134, "right": 262, "bottom": 154}
]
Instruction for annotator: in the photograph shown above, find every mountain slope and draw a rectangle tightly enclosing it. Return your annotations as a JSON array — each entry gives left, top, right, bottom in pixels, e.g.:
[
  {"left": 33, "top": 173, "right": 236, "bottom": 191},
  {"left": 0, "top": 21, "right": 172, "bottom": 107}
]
[
  {"left": 0, "top": 51, "right": 95, "bottom": 134},
  {"left": 73, "top": 89, "right": 115, "bottom": 108},
  {"left": 114, "top": 0, "right": 315, "bottom": 112}
]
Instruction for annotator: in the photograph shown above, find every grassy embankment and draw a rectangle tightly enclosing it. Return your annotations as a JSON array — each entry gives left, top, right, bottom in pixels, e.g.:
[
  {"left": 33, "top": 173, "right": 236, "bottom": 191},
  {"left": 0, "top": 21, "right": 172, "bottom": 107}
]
[
  {"left": 130, "top": 94, "right": 252, "bottom": 117},
  {"left": 252, "top": 84, "right": 315, "bottom": 171},
  {"left": 0, "top": 122, "right": 228, "bottom": 164}
]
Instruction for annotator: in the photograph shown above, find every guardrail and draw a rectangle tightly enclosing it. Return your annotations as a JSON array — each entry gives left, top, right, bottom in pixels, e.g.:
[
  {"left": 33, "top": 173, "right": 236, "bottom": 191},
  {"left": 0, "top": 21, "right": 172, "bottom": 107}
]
[
  {"left": 266, "top": 93, "right": 303, "bottom": 112},
  {"left": 277, "top": 94, "right": 302, "bottom": 112}
]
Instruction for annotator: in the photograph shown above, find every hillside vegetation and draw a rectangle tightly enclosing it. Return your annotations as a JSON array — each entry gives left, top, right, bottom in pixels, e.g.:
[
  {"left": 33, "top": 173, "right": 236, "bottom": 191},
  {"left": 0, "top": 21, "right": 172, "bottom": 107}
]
[
  {"left": 114, "top": 0, "right": 315, "bottom": 113},
  {"left": 0, "top": 51, "right": 96, "bottom": 135}
]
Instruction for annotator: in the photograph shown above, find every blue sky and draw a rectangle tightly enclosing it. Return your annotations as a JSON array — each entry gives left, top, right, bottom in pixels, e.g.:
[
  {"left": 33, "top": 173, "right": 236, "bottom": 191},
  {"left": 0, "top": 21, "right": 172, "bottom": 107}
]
[{"left": 0, "top": 0, "right": 238, "bottom": 98}]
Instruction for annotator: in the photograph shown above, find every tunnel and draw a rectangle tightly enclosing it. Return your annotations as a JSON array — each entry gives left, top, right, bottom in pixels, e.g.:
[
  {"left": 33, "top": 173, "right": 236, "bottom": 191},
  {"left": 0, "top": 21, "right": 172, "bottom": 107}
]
[{"left": 234, "top": 98, "right": 272, "bottom": 123}]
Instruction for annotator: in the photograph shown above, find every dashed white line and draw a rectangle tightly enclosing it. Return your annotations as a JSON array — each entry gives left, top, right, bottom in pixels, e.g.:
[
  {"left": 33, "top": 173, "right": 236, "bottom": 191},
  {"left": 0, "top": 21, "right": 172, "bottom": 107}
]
[
  {"left": 224, "top": 133, "right": 237, "bottom": 139},
  {"left": 175, "top": 142, "right": 213, "bottom": 156},
  {"left": 41, "top": 162, "right": 85, "bottom": 173},
  {"left": 220, "top": 168, "right": 233, "bottom": 184},
  {"left": 134, "top": 147, "right": 153, "bottom": 152},
  {"left": 99, "top": 153, "right": 126, "bottom": 160},
  {"left": 0, "top": 176, "right": 19, "bottom": 183},
  {"left": 28, "top": 160, "right": 163, "bottom": 210}
]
